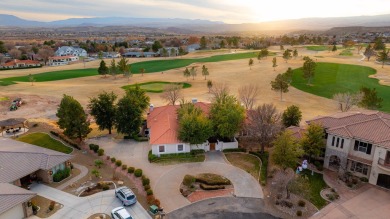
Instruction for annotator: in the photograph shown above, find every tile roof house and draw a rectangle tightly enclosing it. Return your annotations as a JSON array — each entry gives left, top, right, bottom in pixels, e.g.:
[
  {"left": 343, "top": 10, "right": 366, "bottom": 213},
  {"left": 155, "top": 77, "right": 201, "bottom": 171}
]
[
  {"left": 147, "top": 101, "right": 238, "bottom": 155},
  {"left": 0, "top": 138, "right": 72, "bottom": 219},
  {"left": 0, "top": 59, "right": 41, "bottom": 69},
  {"left": 307, "top": 110, "right": 390, "bottom": 189},
  {"left": 48, "top": 55, "right": 79, "bottom": 66}
]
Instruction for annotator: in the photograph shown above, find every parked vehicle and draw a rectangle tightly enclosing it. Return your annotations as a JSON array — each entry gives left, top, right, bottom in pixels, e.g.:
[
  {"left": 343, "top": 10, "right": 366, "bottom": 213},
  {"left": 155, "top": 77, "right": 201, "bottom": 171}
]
[
  {"left": 115, "top": 186, "right": 137, "bottom": 206},
  {"left": 9, "top": 98, "right": 22, "bottom": 111},
  {"left": 111, "top": 207, "right": 133, "bottom": 219}
]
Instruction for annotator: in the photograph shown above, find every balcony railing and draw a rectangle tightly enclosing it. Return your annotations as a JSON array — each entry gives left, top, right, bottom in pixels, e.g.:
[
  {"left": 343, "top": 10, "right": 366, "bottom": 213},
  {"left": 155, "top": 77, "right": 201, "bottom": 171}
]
[{"left": 378, "top": 158, "right": 390, "bottom": 169}]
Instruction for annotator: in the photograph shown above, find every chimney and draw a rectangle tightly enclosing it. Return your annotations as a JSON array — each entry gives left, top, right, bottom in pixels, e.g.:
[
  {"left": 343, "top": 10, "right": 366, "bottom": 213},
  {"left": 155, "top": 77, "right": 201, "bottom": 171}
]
[
  {"left": 192, "top": 98, "right": 197, "bottom": 104},
  {"left": 149, "top": 104, "right": 154, "bottom": 112}
]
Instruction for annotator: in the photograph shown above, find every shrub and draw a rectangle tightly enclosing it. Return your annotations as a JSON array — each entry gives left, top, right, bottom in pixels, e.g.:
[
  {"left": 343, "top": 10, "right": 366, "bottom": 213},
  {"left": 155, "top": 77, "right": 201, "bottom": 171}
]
[
  {"left": 190, "top": 149, "right": 205, "bottom": 155},
  {"left": 121, "top": 164, "right": 127, "bottom": 170},
  {"left": 97, "top": 148, "right": 104, "bottom": 156},
  {"left": 142, "top": 177, "right": 150, "bottom": 186},
  {"left": 94, "top": 159, "right": 103, "bottom": 168},
  {"left": 102, "top": 184, "right": 110, "bottom": 191},
  {"left": 347, "top": 182, "right": 353, "bottom": 188},
  {"left": 53, "top": 168, "right": 71, "bottom": 182},
  {"left": 89, "top": 144, "right": 99, "bottom": 153},
  {"left": 352, "top": 178, "right": 358, "bottom": 185},
  {"left": 314, "top": 161, "right": 321, "bottom": 168},
  {"left": 200, "top": 184, "right": 225, "bottom": 190},
  {"left": 115, "top": 160, "right": 122, "bottom": 167},
  {"left": 317, "top": 165, "right": 324, "bottom": 171},
  {"left": 280, "top": 200, "right": 293, "bottom": 208},
  {"left": 50, "top": 131, "right": 59, "bottom": 136},
  {"left": 222, "top": 148, "right": 246, "bottom": 153},
  {"left": 146, "top": 195, "right": 155, "bottom": 205},
  {"left": 111, "top": 157, "right": 116, "bottom": 163},
  {"left": 360, "top": 177, "right": 369, "bottom": 182},
  {"left": 144, "top": 184, "right": 151, "bottom": 190},
  {"left": 330, "top": 188, "right": 336, "bottom": 193},
  {"left": 49, "top": 201, "right": 55, "bottom": 211},
  {"left": 32, "top": 123, "right": 39, "bottom": 127},
  {"left": 127, "top": 167, "right": 135, "bottom": 174},
  {"left": 106, "top": 155, "right": 110, "bottom": 160},
  {"left": 183, "top": 175, "right": 196, "bottom": 187},
  {"left": 134, "top": 169, "right": 143, "bottom": 177},
  {"left": 195, "top": 173, "right": 231, "bottom": 185},
  {"left": 146, "top": 189, "right": 153, "bottom": 195},
  {"left": 89, "top": 144, "right": 95, "bottom": 150},
  {"left": 148, "top": 150, "right": 157, "bottom": 162},
  {"left": 153, "top": 199, "right": 161, "bottom": 208},
  {"left": 298, "top": 200, "right": 306, "bottom": 207},
  {"left": 296, "top": 210, "right": 302, "bottom": 217}
]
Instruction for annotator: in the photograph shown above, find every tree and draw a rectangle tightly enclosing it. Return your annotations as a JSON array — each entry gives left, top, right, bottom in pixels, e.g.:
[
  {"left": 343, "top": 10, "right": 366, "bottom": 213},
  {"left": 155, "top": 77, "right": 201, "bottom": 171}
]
[
  {"left": 98, "top": 60, "right": 109, "bottom": 77},
  {"left": 115, "top": 86, "right": 150, "bottom": 137},
  {"left": 282, "top": 49, "right": 292, "bottom": 63},
  {"left": 160, "top": 84, "right": 182, "bottom": 105},
  {"left": 56, "top": 95, "right": 91, "bottom": 141},
  {"left": 9, "top": 48, "right": 21, "bottom": 59},
  {"left": 0, "top": 41, "right": 7, "bottom": 53},
  {"left": 280, "top": 45, "right": 284, "bottom": 50},
  {"left": 247, "top": 103, "right": 283, "bottom": 153},
  {"left": 357, "top": 44, "right": 364, "bottom": 54},
  {"left": 200, "top": 36, "right": 207, "bottom": 49},
  {"left": 117, "top": 57, "right": 130, "bottom": 77},
  {"left": 377, "top": 48, "right": 389, "bottom": 68},
  {"left": 140, "top": 68, "right": 146, "bottom": 76},
  {"left": 293, "top": 49, "right": 298, "bottom": 59},
  {"left": 332, "top": 45, "right": 337, "bottom": 52},
  {"left": 220, "top": 40, "right": 226, "bottom": 48},
  {"left": 364, "top": 45, "right": 376, "bottom": 61},
  {"left": 373, "top": 37, "right": 385, "bottom": 51},
  {"left": 91, "top": 169, "right": 100, "bottom": 178},
  {"left": 301, "top": 122, "right": 325, "bottom": 162},
  {"left": 260, "top": 48, "right": 269, "bottom": 59},
  {"left": 210, "top": 82, "right": 229, "bottom": 101},
  {"left": 248, "top": 58, "right": 254, "bottom": 70},
  {"left": 333, "top": 92, "right": 362, "bottom": 112},
  {"left": 359, "top": 86, "right": 383, "bottom": 109},
  {"left": 271, "top": 73, "right": 289, "bottom": 101},
  {"left": 170, "top": 48, "right": 176, "bottom": 57},
  {"left": 282, "top": 105, "right": 302, "bottom": 127},
  {"left": 152, "top": 41, "right": 162, "bottom": 52},
  {"left": 98, "top": 51, "right": 103, "bottom": 59},
  {"left": 272, "top": 57, "right": 277, "bottom": 71},
  {"left": 207, "top": 80, "right": 213, "bottom": 93},
  {"left": 272, "top": 130, "right": 303, "bottom": 170},
  {"left": 178, "top": 102, "right": 213, "bottom": 144},
  {"left": 109, "top": 59, "right": 117, "bottom": 79},
  {"left": 210, "top": 94, "right": 245, "bottom": 140},
  {"left": 28, "top": 74, "right": 36, "bottom": 86},
  {"left": 183, "top": 67, "right": 190, "bottom": 81},
  {"left": 302, "top": 57, "right": 316, "bottom": 84},
  {"left": 201, "top": 65, "right": 209, "bottom": 80},
  {"left": 238, "top": 84, "right": 260, "bottom": 110},
  {"left": 38, "top": 46, "right": 54, "bottom": 65},
  {"left": 88, "top": 91, "right": 117, "bottom": 134},
  {"left": 161, "top": 48, "right": 168, "bottom": 57},
  {"left": 94, "top": 159, "right": 103, "bottom": 168},
  {"left": 190, "top": 66, "right": 197, "bottom": 80}
]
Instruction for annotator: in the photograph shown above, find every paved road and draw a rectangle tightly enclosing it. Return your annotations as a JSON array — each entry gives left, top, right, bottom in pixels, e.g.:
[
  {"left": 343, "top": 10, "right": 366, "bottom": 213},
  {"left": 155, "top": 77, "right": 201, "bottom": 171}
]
[
  {"left": 28, "top": 183, "right": 151, "bottom": 219},
  {"left": 168, "top": 197, "right": 280, "bottom": 219}
]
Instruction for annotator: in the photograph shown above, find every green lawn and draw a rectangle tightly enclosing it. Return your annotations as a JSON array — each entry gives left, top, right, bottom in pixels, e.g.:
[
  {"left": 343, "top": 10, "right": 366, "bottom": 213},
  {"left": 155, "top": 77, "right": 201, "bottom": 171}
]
[
  {"left": 291, "top": 62, "right": 390, "bottom": 112},
  {"left": 148, "top": 150, "right": 205, "bottom": 165},
  {"left": 0, "top": 96, "right": 9, "bottom": 102},
  {"left": 225, "top": 153, "right": 260, "bottom": 180},
  {"left": 122, "top": 81, "right": 191, "bottom": 93},
  {"left": 0, "top": 52, "right": 260, "bottom": 86},
  {"left": 301, "top": 169, "right": 328, "bottom": 209},
  {"left": 18, "top": 132, "right": 73, "bottom": 154},
  {"left": 339, "top": 49, "right": 354, "bottom": 56},
  {"left": 306, "top": 46, "right": 342, "bottom": 51}
]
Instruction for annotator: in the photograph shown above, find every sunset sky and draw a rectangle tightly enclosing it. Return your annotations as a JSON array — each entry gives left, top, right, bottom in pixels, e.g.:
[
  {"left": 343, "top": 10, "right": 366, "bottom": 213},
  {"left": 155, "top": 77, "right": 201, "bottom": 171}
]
[{"left": 1, "top": 0, "right": 390, "bottom": 23}]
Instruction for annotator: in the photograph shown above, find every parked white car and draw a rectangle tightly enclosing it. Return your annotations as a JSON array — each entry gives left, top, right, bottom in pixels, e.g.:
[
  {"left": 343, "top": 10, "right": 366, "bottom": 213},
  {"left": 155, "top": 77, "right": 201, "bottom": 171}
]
[{"left": 111, "top": 207, "right": 133, "bottom": 219}]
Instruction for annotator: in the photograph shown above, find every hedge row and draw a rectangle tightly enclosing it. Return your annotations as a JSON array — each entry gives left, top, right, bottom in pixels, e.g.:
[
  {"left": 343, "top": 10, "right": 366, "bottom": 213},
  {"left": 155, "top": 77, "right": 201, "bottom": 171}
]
[
  {"left": 50, "top": 131, "right": 81, "bottom": 150},
  {"left": 249, "top": 151, "right": 269, "bottom": 186},
  {"left": 148, "top": 149, "right": 205, "bottom": 162},
  {"left": 222, "top": 148, "right": 246, "bottom": 153}
]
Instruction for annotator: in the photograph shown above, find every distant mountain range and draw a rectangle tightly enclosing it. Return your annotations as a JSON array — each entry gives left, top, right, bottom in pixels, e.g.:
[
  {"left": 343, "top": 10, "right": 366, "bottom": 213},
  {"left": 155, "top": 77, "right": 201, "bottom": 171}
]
[{"left": 2, "top": 14, "right": 390, "bottom": 33}]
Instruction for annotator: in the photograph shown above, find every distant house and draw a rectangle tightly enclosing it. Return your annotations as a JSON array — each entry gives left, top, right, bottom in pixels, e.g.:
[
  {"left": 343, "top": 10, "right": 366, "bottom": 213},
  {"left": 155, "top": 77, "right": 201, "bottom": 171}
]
[
  {"left": 146, "top": 101, "right": 238, "bottom": 156},
  {"left": 48, "top": 55, "right": 79, "bottom": 66},
  {"left": 158, "top": 47, "right": 179, "bottom": 56},
  {"left": 0, "top": 59, "right": 41, "bottom": 69},
  {"left": 186, "top": 44, "right": 201, "bottom": 52},
  {"left": 102, "top": 52, "right": 120, "bottom": 58},
  {"left": 307, "top": 110, "right": 390, "bottom": 189},
  {"left": 0, "top": 138, "right": 72, "bottom": 219},
  {"left": 55, "top": 46, "right": 87, "bottom": 57},
  {"left": 122, "top": 52, "right": 157, "bottom": 58}
]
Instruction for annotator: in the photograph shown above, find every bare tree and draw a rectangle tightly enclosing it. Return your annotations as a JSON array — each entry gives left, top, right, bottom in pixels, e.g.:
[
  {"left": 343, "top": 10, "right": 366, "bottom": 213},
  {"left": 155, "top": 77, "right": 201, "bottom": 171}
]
[
  {"left": 238, "top": 84, "right": 260, "bottom": 110},
  {"left": 333, "top": 92, "right": 363, "bottom": 112},
  {"left": 160, "top": 84, "right": 182, "bottom": 105},
  {"left": 209, "top": 82, "right": 230, "bottom": 101},
  {"left": 9, "top": 48, "right": 22, "bottom": 59},
  {"left": 38, "top": 46, "right": 54, "bottom": 65},
  {"left": 247, "top": 103, "right": 283, "bottom": 153}
]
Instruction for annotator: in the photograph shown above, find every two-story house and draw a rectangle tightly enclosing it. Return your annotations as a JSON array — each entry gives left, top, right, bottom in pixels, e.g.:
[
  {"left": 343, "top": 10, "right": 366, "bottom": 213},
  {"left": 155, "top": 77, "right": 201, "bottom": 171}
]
[
  {"left": 55, "top": 46, "right": 87, "bottom": 57},
  {"left": 308, "top": 110, "right": 390, "bottom": 189}
]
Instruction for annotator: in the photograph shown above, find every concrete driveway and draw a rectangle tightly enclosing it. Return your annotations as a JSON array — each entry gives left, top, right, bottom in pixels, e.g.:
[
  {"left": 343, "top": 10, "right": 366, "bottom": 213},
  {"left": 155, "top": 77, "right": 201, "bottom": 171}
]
[
  {"left": 28, "top": 184, "right": 151, "bottom": 219},
  {"left": 311, "top": 187, "right": 390, "bottom": 219},
  {"left": 88, "top": 138, "right": 264, "bottom": 212}
]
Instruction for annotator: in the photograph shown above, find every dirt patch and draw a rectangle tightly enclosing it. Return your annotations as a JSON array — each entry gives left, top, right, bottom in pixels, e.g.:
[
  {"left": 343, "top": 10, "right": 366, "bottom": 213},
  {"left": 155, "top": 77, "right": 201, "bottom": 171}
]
[
  {"left": 79, "top": 182, "right": 115, "bottom": 197},
  {"left": 87, "top": 213, "right": 111, "bottom": 219},
  {"left": 187, "top": 188, "right": 234, "bottom": 202},
  {"left": 30, "top": 195, "right": 62, "bottom": 218}
]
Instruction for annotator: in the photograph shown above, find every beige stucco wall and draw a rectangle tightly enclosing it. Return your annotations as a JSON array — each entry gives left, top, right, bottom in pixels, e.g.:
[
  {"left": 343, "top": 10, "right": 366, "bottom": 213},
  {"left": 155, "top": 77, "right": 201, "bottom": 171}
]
[
  {"left": 0, "top": 203, "right": 24, "bottom": 219},
  {"left": 370, "top": 146, "right": 390, "bottom": 185}
]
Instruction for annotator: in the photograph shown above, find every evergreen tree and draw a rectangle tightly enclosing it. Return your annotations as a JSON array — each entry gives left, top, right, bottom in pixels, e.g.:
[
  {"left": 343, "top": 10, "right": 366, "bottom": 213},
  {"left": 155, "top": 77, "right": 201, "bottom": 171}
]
[
  {"left": 183, "top": 67, "right": 190, "bottom": 81},
  {"left": 374, "top": 37, "right": 385, "bottom": 51},
  {"left": 207, "top": 80, "right": 213, "bottom": 93},
  {"left": 332, "top": 45, "right": 337, "bottom": 52},
  {"left": 200, "top": 36, "right": 207, "bottom": 49},
  {"left": 359, "top": 87, "right": 383, "bottom": 109},
  {"left": 302, "top": 57, "right": 316, "bottom": 84},
  {"left": 190, "top": 66, "right": 197, "bottom": 80},
  {"left": 98, "top": 60, "right": 109, "bottom": 77},
  {"left": 377, "top": 48, "right": 389, "bottom": 68},
  {"left": 201, "top": 65, "right": 209, "bottom": 80},
  {"left": 272, "top": 57, "right": 277, "bottom": 71},
  {"left": 88, "top": 91, "right": 117, "bottom": 134},
  {"left": 248, "top": 58, "right": 254, "bottom": 69},
  {"left": 293, "top": 49, "right": 298, "bottom": 59},
  {"left": 282, "top": 105, "right": 302, "bottom": 127},
  {"left": 364, "top": 44, "right": 376, "bottom": 61},
  {"left": 152, "top": 41, "right": 162, "bottom": 52},
  {"left": 109, "top": 59, "right": 117, "bottom": 79},
  {"left": 282, "top": 49, "right": 292, "bottom": 63}
]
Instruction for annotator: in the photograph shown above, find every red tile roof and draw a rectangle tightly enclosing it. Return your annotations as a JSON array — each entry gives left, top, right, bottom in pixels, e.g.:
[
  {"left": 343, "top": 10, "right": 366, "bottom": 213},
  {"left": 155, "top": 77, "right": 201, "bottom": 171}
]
[
  {"left": 2, "top": 59, "right": 40, "bottom": 67},
  {"left": 147, "top": 102, "right": 211, "bottom": 145},
  {"left": 286, "top": 126, "right": 305, "bottom": 140},
  {"left": 307, "top": 110, "right": 390, "bottom": 148}
]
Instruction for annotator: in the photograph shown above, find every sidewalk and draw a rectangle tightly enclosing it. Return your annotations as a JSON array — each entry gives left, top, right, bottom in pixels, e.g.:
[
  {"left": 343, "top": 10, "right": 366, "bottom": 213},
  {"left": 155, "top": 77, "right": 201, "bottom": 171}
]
[{"left": 56, "top": 163, "right": 89, "bottom": 190}]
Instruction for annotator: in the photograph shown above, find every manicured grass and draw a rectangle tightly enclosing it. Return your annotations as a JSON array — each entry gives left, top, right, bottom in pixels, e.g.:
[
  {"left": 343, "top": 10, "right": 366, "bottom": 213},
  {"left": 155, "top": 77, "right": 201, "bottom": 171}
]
[
  {"left": 18, "top": 132, "right": 73, "bottom": 154},
  {"left": 339, "top": 49, "right": 353, "bottom": 56},
  {"left": 249, "top": 151, "right": 269, "bottom": 186},
  {"left": 301, "top": 169, "right": 328, "bottom": 209},
  {"left": 291, "top": 62, "right": 390, "bottom": 112},
  {"left": 148, "top": 150, "right": 205, "bottom": 164},
  {"left": 306, "top": 46, "right": 330, "bottom": 51},
  {"left": 225, "top": 153, "right": 260, "bottom": 180},
  {"left": 0, "top": 52, "right": 260, "bottom": 86},
  {"left": 0, "top": 96, "right": 9, "bottom": 102},
  {"left": 122, "top": 81, "right": 191, "bottom": 93}
]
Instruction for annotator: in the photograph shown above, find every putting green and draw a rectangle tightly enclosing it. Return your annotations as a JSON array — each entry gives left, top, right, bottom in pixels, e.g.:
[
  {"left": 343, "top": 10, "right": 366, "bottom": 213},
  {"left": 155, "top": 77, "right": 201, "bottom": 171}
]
[{"left": 122, "top": 81, "right": 191, "bottom": 93}]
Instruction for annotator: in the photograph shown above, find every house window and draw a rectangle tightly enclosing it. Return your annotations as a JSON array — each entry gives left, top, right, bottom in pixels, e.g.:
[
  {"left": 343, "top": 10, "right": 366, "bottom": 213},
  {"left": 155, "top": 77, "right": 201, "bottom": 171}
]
[
  {"left": 177, "top": 144, "right": 184, "bottom": 152},
  {"left": 332, "top": 137, "right": 335, "bottom": 146},
  {"left": 341, "top": 139, "right": 344, "bottom": 149},
  {"left": 350, "top": 161, "right": 369, "bottom": 175},
  {"left": 159, "top": 145, "right": 165, "bottom": 153},
  {"left": 354, "top": 140, "right": 372, "bottom": 155},
  {"left": 336, "top": 138, "right": 340, "bottom": 147}
]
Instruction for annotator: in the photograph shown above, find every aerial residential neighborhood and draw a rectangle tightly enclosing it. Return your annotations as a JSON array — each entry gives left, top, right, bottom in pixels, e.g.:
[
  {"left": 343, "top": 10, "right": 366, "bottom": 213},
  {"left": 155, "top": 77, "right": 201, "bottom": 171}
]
[{"left": 1, "top": 1, "right": 390, "bottom": 219}]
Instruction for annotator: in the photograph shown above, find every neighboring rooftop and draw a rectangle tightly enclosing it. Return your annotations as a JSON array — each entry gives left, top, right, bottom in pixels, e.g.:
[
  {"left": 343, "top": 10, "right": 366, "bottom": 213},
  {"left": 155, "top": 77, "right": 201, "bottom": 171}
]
[
  {"left": 286, "top": 126, "right": 305, "bottom": 140},
  {"left": 307, "top": 110, "right": 390, "bottom": 148},
  {"left": 0, "top": 183, "right": 36, "bottom": 214},
  {"left": 0, "top": 138, "right": 72, "bottom": 183}
]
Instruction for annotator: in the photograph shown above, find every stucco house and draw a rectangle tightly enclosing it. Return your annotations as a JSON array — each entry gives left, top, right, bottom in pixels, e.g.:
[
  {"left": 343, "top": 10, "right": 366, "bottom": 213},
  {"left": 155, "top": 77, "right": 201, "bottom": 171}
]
[
  {"left": 0, "top": 138, "right": 72, "bottom": 219},
  {"left": 146, "top": 102, "right": 238, "bottom": 156},
  {"left": 55, "top": 46, "right": 87, "bottom": 57},
  {"left": 307, "top": 110, "right": 390, "bottom": 189},
  {"left": 48, "top": 55, "right": 79, "bottom": 66},
  {"left": 0, "top": 59, "right": 41, "bottom": 69}
]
